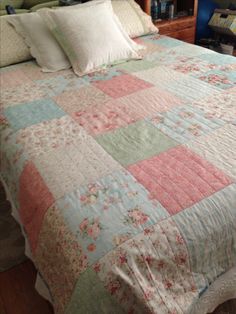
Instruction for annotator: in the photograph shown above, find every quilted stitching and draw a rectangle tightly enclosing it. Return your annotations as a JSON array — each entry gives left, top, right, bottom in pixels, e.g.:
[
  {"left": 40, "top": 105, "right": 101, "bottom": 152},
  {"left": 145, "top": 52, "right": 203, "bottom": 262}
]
[
  {"left": 1, "top": 34, "right": 236, "bottom": 314},
  {"left": 128, "top": 146, "right": 233, "bottom": 215},
  {"left": 93, "top": 74, "right": 153, "bottom": 98},
  {"left": 19, "top": 161, "right": 55, "bottom": 252},
  {"left": 4, "top": 99, "right": 65, "bottom": 131},
  {"left": 186, "top": 124, "right": 236, "bottom": 180},
  {"left": 96, "top": 120, "right": 178, "bottom": 166},
  {"left": 148, "top": 105, "right": 225, "bottom": 143},
  {"left": 173, "top": 184, "right": 236, "bottom": 292}
]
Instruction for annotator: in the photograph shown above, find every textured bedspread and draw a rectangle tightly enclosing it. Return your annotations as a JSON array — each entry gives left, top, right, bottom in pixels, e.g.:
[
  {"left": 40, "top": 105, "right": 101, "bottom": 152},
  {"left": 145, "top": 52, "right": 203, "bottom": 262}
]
[{"left": 1, "top": 35, "right": 236, "bottom": 314}]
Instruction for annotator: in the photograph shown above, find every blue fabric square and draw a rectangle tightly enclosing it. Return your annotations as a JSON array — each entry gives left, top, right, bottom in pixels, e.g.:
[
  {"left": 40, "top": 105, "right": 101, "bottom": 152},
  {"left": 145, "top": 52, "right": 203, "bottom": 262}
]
[
  {"left": 56, "top": 170, "right": 169, "bottom": 264},
  {"left": 4, "top": 99, "right": 66, "bottom": 131},
  {"left": 199, "top": 53, "right": 235, "bottom": 65},
  {"left": 147, "top": 105, "right": 225, "bottom": 144}
]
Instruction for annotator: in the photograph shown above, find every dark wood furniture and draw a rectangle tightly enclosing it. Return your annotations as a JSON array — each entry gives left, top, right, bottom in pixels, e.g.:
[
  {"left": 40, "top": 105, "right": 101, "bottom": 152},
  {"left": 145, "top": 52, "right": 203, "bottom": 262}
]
[
  {"left": 138, "top": 0, "right": 198, "bottom": 44},
  {"left": 155, "top": 15, "right": 197, "bottom": 44}
]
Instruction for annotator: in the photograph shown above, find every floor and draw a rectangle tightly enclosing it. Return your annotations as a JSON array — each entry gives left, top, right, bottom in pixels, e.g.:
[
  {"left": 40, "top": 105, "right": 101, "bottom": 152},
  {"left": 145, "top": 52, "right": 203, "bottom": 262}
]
[
  {"left": 0, "top": 260, "right": 53, "bottom": 314},
  {"left": 0, "top": 184, "right": 235, "bottom": 314},
  {"left": 0, "top": 259, "right": 235, "bottom": 314}
]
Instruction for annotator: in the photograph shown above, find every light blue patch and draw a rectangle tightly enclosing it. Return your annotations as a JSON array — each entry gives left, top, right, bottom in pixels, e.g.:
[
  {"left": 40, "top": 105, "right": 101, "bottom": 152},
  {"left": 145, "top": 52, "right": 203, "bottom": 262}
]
[
  {"left": 65, "top": 268, "right": 124, "bottom": 314},
  {"left": 199, "top": 52, "right": 236, "bottom": 65},
  {"left": 56, "top": 170, "right": 169, "bottom": 264},
  {"left": 4, "top": 99, "right": 65, "bottom": 131},
  {"left": 163, "top": 75, "right": 222, "bottom": 102},
  {"left": 173, "top": 184, "right": 236, "bottom": 292},
  {"left": 147, "top": 105, "right": 225, "bottom": 144}
]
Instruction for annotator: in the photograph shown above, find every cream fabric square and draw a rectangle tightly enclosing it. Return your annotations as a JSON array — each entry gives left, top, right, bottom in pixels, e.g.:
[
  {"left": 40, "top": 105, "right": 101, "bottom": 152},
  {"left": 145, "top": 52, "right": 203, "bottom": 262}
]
[
  {"left": 32, "top": 129, "right": 122, "bottom": 199},
  {"left": 185, "top": 124, "right": 236, "bottom": 180}
]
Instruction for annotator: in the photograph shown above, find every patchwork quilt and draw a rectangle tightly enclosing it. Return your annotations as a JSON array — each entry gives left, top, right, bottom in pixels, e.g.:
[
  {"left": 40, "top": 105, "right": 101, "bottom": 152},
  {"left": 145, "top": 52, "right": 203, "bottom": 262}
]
[{"left": 0, "top": 34, "right": 236, "bottom": 314}]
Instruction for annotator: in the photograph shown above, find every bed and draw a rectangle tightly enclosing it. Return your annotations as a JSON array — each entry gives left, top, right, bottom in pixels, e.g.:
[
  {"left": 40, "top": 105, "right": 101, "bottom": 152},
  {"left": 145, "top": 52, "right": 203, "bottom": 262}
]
[{"left": 0, "top": 1, "right": 236, "bottom": 314}]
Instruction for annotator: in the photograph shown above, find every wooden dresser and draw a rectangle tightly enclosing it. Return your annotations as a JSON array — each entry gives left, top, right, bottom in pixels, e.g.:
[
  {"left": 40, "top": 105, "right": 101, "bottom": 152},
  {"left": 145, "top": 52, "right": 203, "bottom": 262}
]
[
  {"left": 155, "top": 16, "right": 197, "bottom": 44},
  {"left": 137, "top": 0, "right": 198, "bottom": 44}
]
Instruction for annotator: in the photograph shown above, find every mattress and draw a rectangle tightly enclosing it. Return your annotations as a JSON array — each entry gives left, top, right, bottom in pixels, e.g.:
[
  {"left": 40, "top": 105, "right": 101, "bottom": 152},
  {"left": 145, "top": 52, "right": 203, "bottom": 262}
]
[{"left": 0, "top": 34, "right": 236, "bottom": 314}]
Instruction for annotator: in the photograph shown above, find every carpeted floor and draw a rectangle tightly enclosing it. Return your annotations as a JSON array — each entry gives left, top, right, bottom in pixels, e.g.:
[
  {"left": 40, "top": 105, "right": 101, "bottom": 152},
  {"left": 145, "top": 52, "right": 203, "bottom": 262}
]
[
  {"left": 0, "top": 181, "right": 235, "bottom": 313},
  {"left": 0, "top": 183, "right": 27, "bottom": 272}
]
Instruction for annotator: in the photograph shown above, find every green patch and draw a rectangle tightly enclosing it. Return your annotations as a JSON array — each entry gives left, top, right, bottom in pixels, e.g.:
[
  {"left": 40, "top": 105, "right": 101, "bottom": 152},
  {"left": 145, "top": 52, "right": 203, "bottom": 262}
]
[
  {"left": 114, "top": 59, "right": 154, "bottom": 73},
  {"left": 65, "top": 268, "right": 124, "bottom": 314},
  {"left": 96, "top": 120, "right": 178, "bottom": 166}
]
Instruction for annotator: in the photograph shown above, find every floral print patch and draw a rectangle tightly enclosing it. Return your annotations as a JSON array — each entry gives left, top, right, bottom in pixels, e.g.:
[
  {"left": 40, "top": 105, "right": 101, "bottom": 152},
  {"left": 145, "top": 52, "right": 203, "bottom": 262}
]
[
  {"left": 1, "top": 33, "right": 236, "bottom": 314},
  {"left": 55, "top": 170, "right": 169, "bottom": 264}
]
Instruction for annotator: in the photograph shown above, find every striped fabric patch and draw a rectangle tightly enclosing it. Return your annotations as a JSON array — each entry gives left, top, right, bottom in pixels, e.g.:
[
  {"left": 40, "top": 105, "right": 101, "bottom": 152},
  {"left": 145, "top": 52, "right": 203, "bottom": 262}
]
[{"left": 173, "top": 184, "right": 236, "bottom": 292}]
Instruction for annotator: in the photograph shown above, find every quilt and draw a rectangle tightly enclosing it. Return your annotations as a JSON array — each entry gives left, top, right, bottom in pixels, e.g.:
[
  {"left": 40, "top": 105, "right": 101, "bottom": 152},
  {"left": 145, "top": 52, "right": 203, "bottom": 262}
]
[{"left": 0, "top": 34, "right": 236, "bottom": 314}]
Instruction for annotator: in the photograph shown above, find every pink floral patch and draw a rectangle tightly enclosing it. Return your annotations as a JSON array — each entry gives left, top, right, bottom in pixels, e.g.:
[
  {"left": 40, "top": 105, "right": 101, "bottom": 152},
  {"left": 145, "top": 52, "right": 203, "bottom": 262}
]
[
  {"left": 125, "top": 208, "right": 149, "bottom": 227},
  {"left": 173, "top": 64, "right": 200, "bottom": 74},
  {"left": 199, "top": 74, "right": 231, "bottom": 86},
  {"left": 87, "top": 243, "right": 96, "bottom": 252},
  {"left": 19, "top": 161, "right": 55, "bottom": 252},
  {"left": 0, "top": 69, "right": 33, "bottom": 89},
  {"left": 113, "top": 233, "right": 131, "bottom": 246},
  {"left": 73, "top": 99, "right": 141, "bottom": 136},
  {"left": 96, "top": 218, "right": 197, "bottom": 313},
  {"left": 79, "top": 217, "right": 102, "bottom": 240},
  {"left": 93, "top": 74, "right": 153, "bottom": 98},
  {"left": 79, "top": 183, "right": 108, "bottom": 205}
]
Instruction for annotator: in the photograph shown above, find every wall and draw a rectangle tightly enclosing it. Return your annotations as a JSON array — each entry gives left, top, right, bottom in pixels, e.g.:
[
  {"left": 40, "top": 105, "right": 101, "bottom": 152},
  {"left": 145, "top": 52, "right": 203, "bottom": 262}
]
[
  {"left": 196, "top": 0, "right": 236, "bottom": 40},
  {"left": 214, "top": 0, "right": 236, "bottom": 8}
]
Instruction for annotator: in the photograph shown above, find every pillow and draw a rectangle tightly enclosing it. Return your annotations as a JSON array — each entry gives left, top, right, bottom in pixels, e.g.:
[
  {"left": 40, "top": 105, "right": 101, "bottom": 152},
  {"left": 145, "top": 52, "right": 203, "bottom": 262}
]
[
  {"left": 39, "top": 1, "right": 142, "bottom": 76},
  {"left": 30, "top": 1, "right": 59, "bottom": 12},
  {"left": 23, "top": 0, "right": 52, "bottom": 9},
  {"left": 0, "top": 15, "right": 31, "bottom": 67},
  {"left": 8, "top": 12, "right": 71, "bottom": 72},
  {"left": 112, "top": 0, "right": 158, "bottom": 38}
]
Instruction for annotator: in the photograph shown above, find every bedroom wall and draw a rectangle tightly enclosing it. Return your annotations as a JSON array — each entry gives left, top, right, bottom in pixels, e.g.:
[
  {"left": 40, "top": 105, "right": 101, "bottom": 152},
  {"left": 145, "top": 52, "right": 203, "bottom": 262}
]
[{"left": 196, "top": 0, "right": 236, "bottom": 40}]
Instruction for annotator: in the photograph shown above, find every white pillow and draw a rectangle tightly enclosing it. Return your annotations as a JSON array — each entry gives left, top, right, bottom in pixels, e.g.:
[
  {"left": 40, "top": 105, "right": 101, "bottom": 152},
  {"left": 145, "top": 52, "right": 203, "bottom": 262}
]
[
  {"left": 38, "top": 0, "right": 142, "bottom": 76},
  {"left": 112, "top": 0, "right": 158, "bottom": 38},
  {"left": 8, "top": 13, "right": 70, "bottom": 72}
]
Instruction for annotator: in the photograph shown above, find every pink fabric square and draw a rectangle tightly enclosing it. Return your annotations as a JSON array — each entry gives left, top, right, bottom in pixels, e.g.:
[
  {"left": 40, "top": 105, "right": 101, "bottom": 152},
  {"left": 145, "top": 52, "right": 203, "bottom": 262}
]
[
  {"left": 19, "top": 162, "right": 55, "bottom": 252},
  {"left": 128, "top": 146, "right": 232, "bottom": 215},
  {"left": 73, "top": 99, "right": 141, "bottom": 136},
  {"left": 93, "top": 74, "right": 153, "bottom": 98},
  {"left": 0, "top": 69, "right": 33, "bottom": 90}
]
